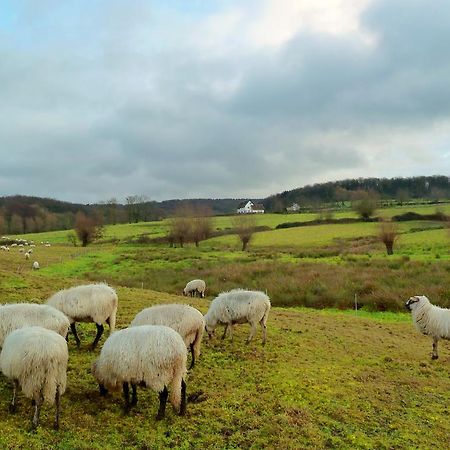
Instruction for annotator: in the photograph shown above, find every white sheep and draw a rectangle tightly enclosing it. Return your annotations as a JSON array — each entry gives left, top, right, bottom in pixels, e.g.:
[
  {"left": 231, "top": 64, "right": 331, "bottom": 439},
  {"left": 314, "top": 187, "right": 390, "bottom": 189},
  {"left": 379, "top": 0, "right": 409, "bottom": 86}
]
[
  {"left": 405, "top": 295, "right": 450, "bottom": 359},
  {"left": 92, "top": 325, "right": 187, "bottom": 420},
  {"left": 46, "top": 283, "right": 118, "bottom": 349},
  {"left": 183, "top": 279, "right": 206, "bottom": 298},
  {"left": 0, "top": 303, "right": 70, "bottom": 347},
  {"left": 25, "top": 252, "right": 30, "bottom": 260},
  {"left": 0, "top": 326, "right": 68, "bottom": 430},
  {"left": 130, "top": 304, "right": 205, "bottom": 369},
  {"left": 32, "top": 261, "right": 40, "bottom": 270},
  {"left": 204, "top": 289, "right": 271, "bottom": 345}
]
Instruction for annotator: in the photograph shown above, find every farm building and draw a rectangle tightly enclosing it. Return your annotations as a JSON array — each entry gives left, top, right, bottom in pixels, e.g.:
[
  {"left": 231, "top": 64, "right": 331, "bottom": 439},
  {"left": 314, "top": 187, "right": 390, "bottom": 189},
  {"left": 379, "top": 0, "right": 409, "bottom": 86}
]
[
  {"left": 236, "top": 201, "right": 265, "bottom": 214},
  {"left": 286, "top": 203, "right": 300, "bottom": 212}
]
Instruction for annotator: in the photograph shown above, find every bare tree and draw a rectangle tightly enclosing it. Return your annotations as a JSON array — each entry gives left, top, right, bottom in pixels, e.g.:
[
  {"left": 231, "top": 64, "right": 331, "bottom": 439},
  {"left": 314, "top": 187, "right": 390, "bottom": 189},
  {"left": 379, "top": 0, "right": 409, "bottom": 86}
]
[
  {"left": 125, "top": 195, "right": 140, "bottom": 223},
  {"left": 352, "top": 190, "right": 378, "bottom": 220},
  {"left": 379, "top": 220, "right": 399, "bottom": 255},
  {"left": 166, "top": 205, "right": 193, "bottom": 247},
  {"left": 395, "top": 188, "right": 410, "bottom": 206},
  {"left": 74, "top": 212, "right": 104, "bottom": 247},
  {"left": 190, "top": 207, "right": 214, "bottom": 247},
  {"left": 232, "top": 214, "right": 257, "bottom": 251}
]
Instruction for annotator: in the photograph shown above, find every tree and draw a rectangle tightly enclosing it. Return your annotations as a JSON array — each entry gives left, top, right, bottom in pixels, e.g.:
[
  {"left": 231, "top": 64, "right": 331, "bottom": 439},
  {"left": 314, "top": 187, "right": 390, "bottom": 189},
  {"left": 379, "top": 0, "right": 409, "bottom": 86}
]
[
  {"left": 0, "top": 214, "right": 6, "bottom": 235},
  {"left": 9, "top": 214, "right": 23, "bottom": 234},
  {"left": 352, "top": 190, "right": 378, "bottom": 220},
  {"left": 396, "top": 188, "right": 410, "bottom": 206},
  {"left": 74, "top": 212, "right": 104, "bottom": 247},
  {"left": 232, "top": 214, "right": 256, "bottom": 251},
  {"left": 379, "top": 220, "right": 399, "bottom": 255},
  {"left": 67, "top": 231, "right": 78, "bottom": 247},
  {"left": 190, "top": 207, "right": 214, "bottom": 247},
  {"left": 125, "top": 195, "right": 141, "bottom": 223}
]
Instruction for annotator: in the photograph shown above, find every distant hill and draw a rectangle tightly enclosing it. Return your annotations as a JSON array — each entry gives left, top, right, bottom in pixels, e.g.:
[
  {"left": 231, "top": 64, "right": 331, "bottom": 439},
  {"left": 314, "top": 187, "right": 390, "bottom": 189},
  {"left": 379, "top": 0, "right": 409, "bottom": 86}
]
[
  {"left": 263, "top": 175, "right": 450, "bottom": 211},
  {"left": 1, "top": 176, "right": 449, "bottom": 235}
]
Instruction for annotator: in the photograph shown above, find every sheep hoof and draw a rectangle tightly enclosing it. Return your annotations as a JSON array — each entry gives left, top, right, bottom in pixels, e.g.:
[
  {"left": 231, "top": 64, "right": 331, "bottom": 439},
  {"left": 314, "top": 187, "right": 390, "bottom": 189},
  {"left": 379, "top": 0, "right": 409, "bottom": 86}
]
[
  {"left": 53, "top": 422, "right": 59, "bottom": 431},
  {"left": 432, "top": 354, "right": 439, "bottom": 360},
  {"left": 9, "top": 404, "right": 17, "bottom": 414},
  {"left": 156, "top": 414, "right": 164, "bottom": 421}
]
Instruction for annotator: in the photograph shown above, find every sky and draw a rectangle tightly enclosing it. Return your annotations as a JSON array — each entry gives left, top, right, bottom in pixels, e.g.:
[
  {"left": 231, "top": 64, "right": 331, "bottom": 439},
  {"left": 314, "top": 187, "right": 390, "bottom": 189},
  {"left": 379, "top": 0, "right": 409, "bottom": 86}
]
[{"left": 1, "top": 0, "right": 449, "bottom": 204}]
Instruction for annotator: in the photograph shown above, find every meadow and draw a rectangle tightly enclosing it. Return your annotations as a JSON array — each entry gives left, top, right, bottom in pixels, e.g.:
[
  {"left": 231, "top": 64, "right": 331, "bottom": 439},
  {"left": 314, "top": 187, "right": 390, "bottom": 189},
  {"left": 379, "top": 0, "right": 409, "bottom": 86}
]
[{"left": 0, "top": 203, "right": 449, "bottom": 449}]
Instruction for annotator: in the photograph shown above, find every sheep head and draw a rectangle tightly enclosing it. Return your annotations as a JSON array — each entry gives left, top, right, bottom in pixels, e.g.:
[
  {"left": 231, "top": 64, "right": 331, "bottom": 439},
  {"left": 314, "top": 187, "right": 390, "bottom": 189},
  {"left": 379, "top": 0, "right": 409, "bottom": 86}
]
[{"left": 405, "top": 295, "right": 429, "bottom": 311}]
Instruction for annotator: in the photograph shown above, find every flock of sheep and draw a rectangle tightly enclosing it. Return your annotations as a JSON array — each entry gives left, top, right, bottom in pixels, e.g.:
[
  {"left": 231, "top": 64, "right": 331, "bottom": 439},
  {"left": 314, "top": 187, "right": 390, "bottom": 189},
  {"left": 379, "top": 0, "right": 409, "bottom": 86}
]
[
  {"left": 0, "top": 280, "right": 271, "bottom": 430},
  {"left": 0, "top": 237, "right": 46, "bottom": 270},
  {"left": 0, "top": 240, "right": 449, "bottom": 433}
]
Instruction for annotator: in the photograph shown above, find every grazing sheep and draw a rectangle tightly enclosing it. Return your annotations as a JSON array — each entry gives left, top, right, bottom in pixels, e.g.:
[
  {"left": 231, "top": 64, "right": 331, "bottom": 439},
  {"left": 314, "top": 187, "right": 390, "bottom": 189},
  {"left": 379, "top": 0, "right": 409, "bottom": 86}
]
[
  {"left": 92, "top": 325, "right": 187, "bottom": 420},
  {"left": 0, "top": 303, "right": 70, "bottom": 347},
  {"left": 0, "top": 326, "right": 68, "bottom": 430},
  {"left": 32, "top": 261, "right": 40, "bottom": 270},
  {"left": 25, "top": 252, "right": 30, "bottom": 260},
  {"left": 46, "top": 283, "right": 118, "bottom": 349},
  {"left": 405, "top": 295, "right": 450, "bottom": 359},
  {"left": 130, "top": 304, "right": 205, "bottom": 369},
  {"left": 204, "top": 289, "right": 271, "bottom": 345},
  {"left": 183, "top": 279, "right": 206, "bottom": 298}
]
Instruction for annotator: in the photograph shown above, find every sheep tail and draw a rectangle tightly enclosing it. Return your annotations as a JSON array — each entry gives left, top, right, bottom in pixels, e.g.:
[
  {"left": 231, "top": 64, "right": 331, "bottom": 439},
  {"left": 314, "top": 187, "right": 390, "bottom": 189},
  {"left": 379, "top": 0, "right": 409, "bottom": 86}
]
[
  {"left": 262, "top": 301, "right": 271, "bottom": 326},
  {"left": 169, "top": 357, "right": 187, "bottom": 411},
  {"left": 108, "top": 305, "right": 117, "bottom": 333}
]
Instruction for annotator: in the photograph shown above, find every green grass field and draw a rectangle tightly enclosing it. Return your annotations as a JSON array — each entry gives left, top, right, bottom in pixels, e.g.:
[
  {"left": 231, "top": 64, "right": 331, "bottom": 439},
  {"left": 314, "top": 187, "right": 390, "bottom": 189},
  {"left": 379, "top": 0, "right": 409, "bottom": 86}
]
[{"left": 0, "top": 204, "right": 449, "bottom": 448}]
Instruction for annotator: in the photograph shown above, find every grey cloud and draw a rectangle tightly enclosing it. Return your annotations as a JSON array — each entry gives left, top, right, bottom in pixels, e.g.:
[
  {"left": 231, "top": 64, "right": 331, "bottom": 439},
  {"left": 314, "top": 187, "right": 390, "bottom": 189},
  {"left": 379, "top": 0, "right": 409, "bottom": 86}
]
[{"left": 0, "top": 0, "right": 449, "bottom": 203}]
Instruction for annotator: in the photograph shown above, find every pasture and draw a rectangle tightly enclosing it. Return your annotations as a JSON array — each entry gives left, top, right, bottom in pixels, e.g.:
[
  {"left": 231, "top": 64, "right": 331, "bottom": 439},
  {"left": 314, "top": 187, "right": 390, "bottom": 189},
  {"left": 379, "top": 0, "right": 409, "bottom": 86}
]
[{"left": 0, "top": 204, "right": 450, "bottom": 448}]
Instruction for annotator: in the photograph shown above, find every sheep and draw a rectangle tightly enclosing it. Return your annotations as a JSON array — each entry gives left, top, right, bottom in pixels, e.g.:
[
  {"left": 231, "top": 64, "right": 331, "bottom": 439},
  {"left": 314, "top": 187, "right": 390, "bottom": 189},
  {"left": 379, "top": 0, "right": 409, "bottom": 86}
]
[
  {"left": 25, "top": 252, "right": 30, "bottom": 260},
  {"left": 32, "top": 261, "right": 40, "bottom": 270},
  {"left": 46, "top": 283, "right": 118, "bottom": 349},
  {"left": 0, "top": 303, "right": 70, "bottom": 347},
  {"left": 405, "top": 295, "right": 450, "bottom": 360},
  {"left": 204, "top": 289, "right": 271, "bottom": 345},
  {"left": 0, "top": 326, "right": 68, "bottom": 430},
  {"left": 130, "top": 304, "right": 205, "bottom": 369},
  {"left": 92, "top": 325, "right": 187, "bottom": 420},
  {"left": 183, "top": 279, "right": 206, "bottom": 298}
]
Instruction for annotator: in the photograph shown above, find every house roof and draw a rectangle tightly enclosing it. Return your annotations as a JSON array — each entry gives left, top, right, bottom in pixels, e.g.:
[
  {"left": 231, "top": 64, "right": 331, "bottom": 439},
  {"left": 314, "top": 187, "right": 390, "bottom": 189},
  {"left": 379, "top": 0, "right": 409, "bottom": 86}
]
[
  {"left": 252, "top": 203, "right": 265, "bottom": 210},
  {"left": 237, "top": 200, "right": 252, "bottom": 208}
]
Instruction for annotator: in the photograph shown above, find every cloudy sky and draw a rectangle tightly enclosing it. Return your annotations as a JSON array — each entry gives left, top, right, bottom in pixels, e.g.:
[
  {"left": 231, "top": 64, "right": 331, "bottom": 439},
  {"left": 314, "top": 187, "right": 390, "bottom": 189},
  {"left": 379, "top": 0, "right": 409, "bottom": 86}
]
[{"left": 1, "top": 0, "right": 449, "bottom": 203}]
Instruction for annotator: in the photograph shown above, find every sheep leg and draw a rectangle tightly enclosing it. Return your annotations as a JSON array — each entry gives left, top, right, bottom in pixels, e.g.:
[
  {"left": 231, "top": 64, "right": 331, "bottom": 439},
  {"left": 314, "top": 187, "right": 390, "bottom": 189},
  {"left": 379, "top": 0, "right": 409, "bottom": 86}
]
[
  {"left": 131, "top": 383, "right": 138, "bottom": 406},
  {"left": 9, "top": 379, "right": 19, "bottom": 413},
  {"left": 54, "top": 386, "right": 61, "bottom": 430},
  {"left": 179, "top": 379, "right": 187, "bottom": 416},
  {"left": 188, "top": 343, "right": 195, "bottom": 370},
  {"left": 247, "top": 322, "right": 257, "bottom": 344},
  {"left": 31, "top": 394, "right": 43, "bottom": 430},
  {"left": 70, "top": 323, "right": 81, "bottom": 348},
  {"left": 221, "top": 324, "right": 229, "bottom": 340},
  {"left": 122, "top": 382, "right": 131, "bottom": 414},
  {"left": 432, "top": 338, "right": 439, "bottom": 360},
  {"left": 260, "top": 318, "right": 267, "bottom": 345},
  {"left": 228, "top": 324, "right": 234, "bottom": 341},
  {"left": 91, "top": 323, "right": 104, "bottom": 350},
  {"left": 99, "top": 384, "right": 108, "bottom": 396},
  {"left": 156, "top": 386, "right": 168, "bottom": 420}
]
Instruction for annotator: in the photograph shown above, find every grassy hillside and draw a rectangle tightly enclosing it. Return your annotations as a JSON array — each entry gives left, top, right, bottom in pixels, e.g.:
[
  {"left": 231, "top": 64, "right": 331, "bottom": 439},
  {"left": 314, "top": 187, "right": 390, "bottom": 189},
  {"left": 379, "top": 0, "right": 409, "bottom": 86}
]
[
  {"left": 0, "top": 278, "right": 449, "bottom": 449},
  {"left": 0, "top": 204, "right": 449, "bottom": 448}
]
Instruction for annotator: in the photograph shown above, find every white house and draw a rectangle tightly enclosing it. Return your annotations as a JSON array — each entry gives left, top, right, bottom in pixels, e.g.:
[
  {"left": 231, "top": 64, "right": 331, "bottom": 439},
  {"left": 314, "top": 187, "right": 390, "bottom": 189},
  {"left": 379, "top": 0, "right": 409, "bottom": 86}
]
[
  {"left": 236, "top": 201, "right": 265, "bottom": 214},
  {"left": 286, "top": 202, "right": 300, "bottom": 213}
]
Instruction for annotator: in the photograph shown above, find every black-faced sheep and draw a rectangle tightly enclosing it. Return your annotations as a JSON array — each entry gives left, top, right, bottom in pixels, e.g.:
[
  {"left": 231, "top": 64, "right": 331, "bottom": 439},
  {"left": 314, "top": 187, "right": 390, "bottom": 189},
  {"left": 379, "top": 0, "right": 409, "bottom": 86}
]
[
  {"left": 92, "top": 325, "right": 187, "bottom": 420},
  {"left": 0, "top": 303, "right": 70, "bottom": 348},
  {"left": 0, "top": 326, "right": 68, "bottom": 430},
  {"left": 405, "top": 295, "right": 450, "bottom": 359},
  {"left": 204, "top": 289, "right": 271, "bottom": 345},
  {"left": 46, "top": 283, "right": 118, "bottom": 349},
  {"left": 130, "top": 304, "right": 205, "bottom": 369},
  {"left": 183, "top": 279, "right": 206, "bottom": 298}
]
